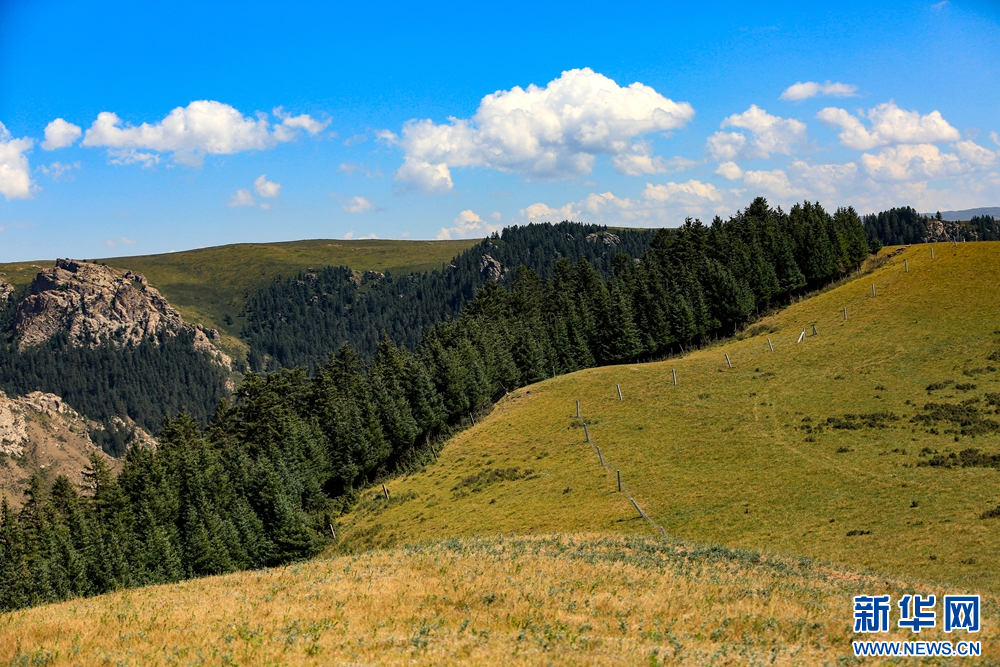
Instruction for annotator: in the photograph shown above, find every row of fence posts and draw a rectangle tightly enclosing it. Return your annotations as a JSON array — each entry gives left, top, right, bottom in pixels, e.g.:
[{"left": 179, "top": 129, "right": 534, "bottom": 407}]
[
  {"left": 375, "top": 246, "right": 936, "bottom": 540},
  {"left": 576, "top": 394, "right": 667, "bottom": 537},
  {"left": 573, "top": 246, "right": 934, "bottom": 536}
]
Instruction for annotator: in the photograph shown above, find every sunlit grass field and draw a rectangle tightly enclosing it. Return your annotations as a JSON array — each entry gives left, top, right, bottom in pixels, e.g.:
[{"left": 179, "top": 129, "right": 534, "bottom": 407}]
[
  {"left": 4, "top": 242, "right": 1000, "bottom": 666},
  {"left": 4, "top": 533, "right": 996, "bottom": 666},
  {"left": 340, "top": 242, "right": 1000, "bottom": 595}
]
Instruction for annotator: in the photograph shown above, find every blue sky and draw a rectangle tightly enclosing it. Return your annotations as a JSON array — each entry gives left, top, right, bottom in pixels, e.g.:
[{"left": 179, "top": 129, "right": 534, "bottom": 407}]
[{"left": 0, "top": 0, "right": 998, "bottom": 261}]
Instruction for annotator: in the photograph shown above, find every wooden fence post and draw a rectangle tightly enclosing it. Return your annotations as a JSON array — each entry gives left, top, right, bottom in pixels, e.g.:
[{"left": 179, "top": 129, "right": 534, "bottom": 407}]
[
  {"left": 596, "top": 445, "right": 604, "bottom": 466},
  {"left": 725, "top": 353, "right": 733, "bottom": 368},
  {"left": 583, "top": 423, "right": 590, "bottom": 442},
  {"left": 617, "top": 470, "right": 622, "bottom": 492},
  {"left": 871, "top": 283, "right": 876, "bottom": 297},
  {"left": 616, "top": 384, "right": 623, "bottom": 401},
  {"left": 576, "top": 400, "right": 580, "bottom": 418},
  {"left": 905, "top": 259, "right": 909, "bottom": 272},
  {"left": 767, "top": 337, "right": 774, "bottom": 352},
  {"left": 630, "top": 497, "right": 645, "bottom": 519},
  {"left": 382, "top": 485, "right": 390, "bottom": 500},
  {"left": 672, "top": 368, "right": 677, "bottom": 385}
]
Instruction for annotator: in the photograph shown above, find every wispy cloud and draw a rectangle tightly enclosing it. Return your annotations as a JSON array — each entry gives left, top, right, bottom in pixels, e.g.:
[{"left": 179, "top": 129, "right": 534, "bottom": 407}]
[
  {"left": 228, "top": 189, "right": 256, "bottom": 207},
  {"left": 36, "top": 161, "right": 80, "bottom": 181},
  {"left": 343, "top": 196, "right": 375, "bottom": 213},
  {"left": 780, "top": 81, "right": 858, "bottom": 101},
  {"left": 437, "top": 209, "right": 501, "bottom": 239},
  {"left": 104, "top": 236, "right": 137, "bottom": 247}
]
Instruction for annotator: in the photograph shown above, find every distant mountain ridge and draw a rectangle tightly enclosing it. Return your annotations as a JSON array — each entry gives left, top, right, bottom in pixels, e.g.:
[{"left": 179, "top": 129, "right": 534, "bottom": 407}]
[{"left": 920, "top": 206, "right": 1000, "bottom": 221}]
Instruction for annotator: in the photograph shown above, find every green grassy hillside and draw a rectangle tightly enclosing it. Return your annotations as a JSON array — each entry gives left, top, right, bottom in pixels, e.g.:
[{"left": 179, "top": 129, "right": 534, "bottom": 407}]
[
  {"left": 338, "top": 242, "right": 1000, "bottom": 594},
  {"left": 0, "top": 238, "right": 478, "bottom": 360},
  {"left": 4, "top": 243, "right": 1000, "bottom": 665}
]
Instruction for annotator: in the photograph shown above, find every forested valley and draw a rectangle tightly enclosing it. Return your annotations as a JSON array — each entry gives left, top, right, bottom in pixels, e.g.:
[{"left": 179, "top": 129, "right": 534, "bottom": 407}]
[
  {"left": 241, "top": 222, "right": 655, "bottom": 371},
  {"left": 0, "top": 197, "right": 877, "bottom": 611}
]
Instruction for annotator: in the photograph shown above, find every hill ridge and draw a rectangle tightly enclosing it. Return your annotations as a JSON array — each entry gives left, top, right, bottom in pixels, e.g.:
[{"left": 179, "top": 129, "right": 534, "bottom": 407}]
[{"left": 336, "top": 240, "right": 1000, "bottom": 595}]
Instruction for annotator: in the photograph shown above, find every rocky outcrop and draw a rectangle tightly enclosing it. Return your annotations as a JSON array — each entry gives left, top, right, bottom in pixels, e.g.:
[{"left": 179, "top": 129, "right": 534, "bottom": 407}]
[
  {"left": 923, "top": 219, "right": 972, "bottom": 243},
  {"left": 0, "top": 395, "right": 28, "bottom": 457},
  {"left": 13, "top": 259, "right": 231, "bottom": 368},
  {"left": 479, "top": 254, "right": 504, "bottom": 281},
  {"left": 586, "top": 231, "right": 621, "bottom": 247},
  {"left": 0, "top": 280, "right": 13, "bottom": 301},
  {"left": 0, "top": 390, "right": 124, "bottom": 508}
]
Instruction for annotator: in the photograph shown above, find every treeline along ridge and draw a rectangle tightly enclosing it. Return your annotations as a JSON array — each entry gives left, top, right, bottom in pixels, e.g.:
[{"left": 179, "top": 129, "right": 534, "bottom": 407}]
[{"left": 0, "top": 197, "right": 877, "bottom": 611}]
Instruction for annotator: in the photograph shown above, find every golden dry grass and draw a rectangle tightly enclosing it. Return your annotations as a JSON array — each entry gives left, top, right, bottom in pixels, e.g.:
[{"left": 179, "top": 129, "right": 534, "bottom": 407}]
[
  {"left": 4, "top": 533, "right": 996, "bottom": 666},
  {"left": 5, "top": 242, "right": 1000, "bottom": 666}
]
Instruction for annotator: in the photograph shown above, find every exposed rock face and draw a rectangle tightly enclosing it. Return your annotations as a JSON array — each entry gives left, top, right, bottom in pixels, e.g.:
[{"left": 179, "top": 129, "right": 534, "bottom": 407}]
[
  {"left": 0, "top": 280, "right": 13, "bottom": 302},
  {"left": 924, "top": 219, "right": 972, "bottom": 243},
  {"left": 0, "top": 390, "right": 125, "bottom": 508},
  {"left": 586, "top": 231, "right": 621, "bottom": 247},
  {"left": 14, "top": 259, "right": 231, "bottom": 368},
  {"left": 479, "top": 254, "right": 504, "bottom": 281},
  {"left": 0, "top": 396, "right": 28, "bottom": 457}
]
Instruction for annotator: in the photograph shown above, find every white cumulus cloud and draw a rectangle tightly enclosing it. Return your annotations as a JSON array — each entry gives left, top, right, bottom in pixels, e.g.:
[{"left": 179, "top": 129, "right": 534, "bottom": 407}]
[
  {"left": 528, "top": 179, "right": 739, "bottom": 227},
  {"left": 817, "top": 102, "right": 960, "bottom": 150},
  {"left": 953, "top": 140, "right": 997, "bottom": 168},
  {"left": 780, "top": 81, "right": 858, "bottom": 101},
  {"left": 41, "top": 118, "right": 82, "bottom": 150},
  {"left": 228, "top": 188, "right": 256, "bottom": 207},
  {"left": 707, "top": 105, "right": 808, "bottom": 162},
  {"left": 520, "top": 201, "right": 581, "bottom": 222},
  {"left": 437, "top": 209, "right": 502, "bottom": 240},
  {"left": 343, "top": 196, "right": 375, "bottom": 213},
  {"left": 787, "top": 160, "right": 859, "bottom": 196},
  {"left": 741, "top": 169, "right": 805, "bottom": 199},
  {"left": 643, "top": 179, "right": 725, "bottom": 204},
  {"left": 715, "top": 161, "right": 744, "bottom": 180},
  {"left": 82, "top": 101, "right": 328, "bottom": 166},
  {"left": 253, "top": 174, "right": 281, "bottom": 198},
  {"left": 612, "top": 141, "right": 698, "bottom": 176},
  {"left": 392, "top": 68, "right": 695, "bottom": 190},
  {"left": 0, "top": 122, "right": 37, "bottom": 200},
  {"left": 860, "top": 143, "right": 962, "bottom": 181}
]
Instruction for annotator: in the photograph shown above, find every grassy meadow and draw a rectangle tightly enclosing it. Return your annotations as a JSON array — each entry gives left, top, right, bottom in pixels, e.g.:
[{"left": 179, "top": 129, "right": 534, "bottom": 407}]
[
  {"left": 4, "top": 242, "right": 1000, "bottom": 665},
  {"left": 4, "top": 533, "right": 996, "bottom": 666},
  {"left": 0, "top": 238, "right": 478, "bottom": 360},
  {"left": 339, "top": 242, "right": 1000, "bottom": 595}
]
